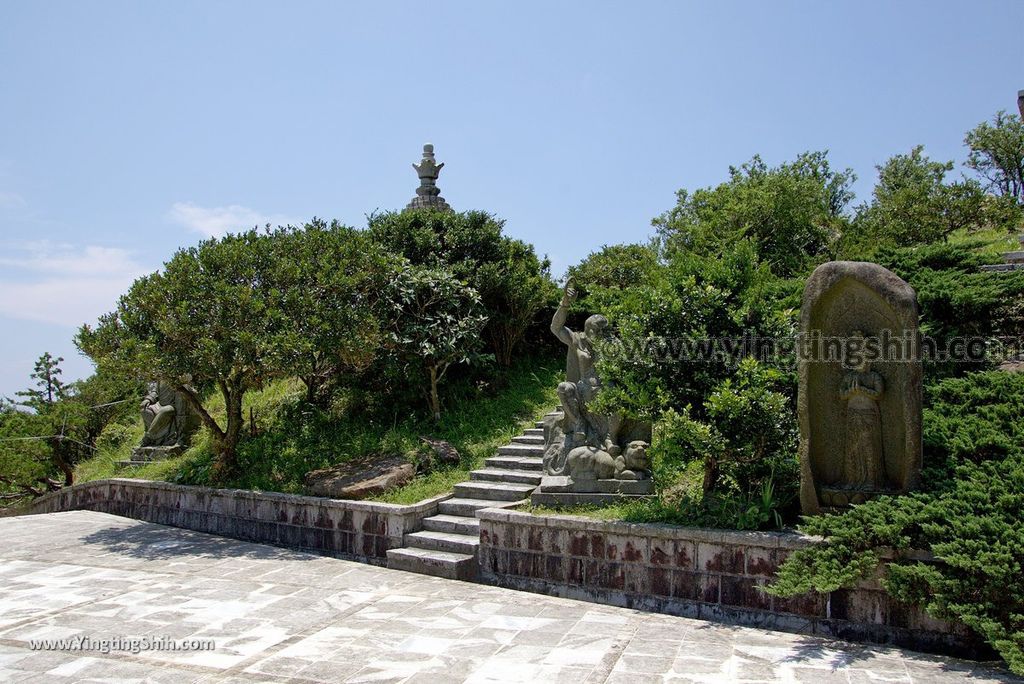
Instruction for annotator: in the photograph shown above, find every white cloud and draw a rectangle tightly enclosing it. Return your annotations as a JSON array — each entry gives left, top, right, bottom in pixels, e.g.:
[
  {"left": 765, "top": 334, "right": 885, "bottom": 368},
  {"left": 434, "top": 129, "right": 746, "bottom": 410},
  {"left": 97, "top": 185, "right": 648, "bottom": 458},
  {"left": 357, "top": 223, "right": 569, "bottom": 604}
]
[
  {"left": 0, "top": 241, "right": 140, "bottom": 277},
  {"left": 0, "top": 191, "right": 25, "bottom": 209},
  {"left": 167, "top": 201, "right": 296, "bottom": 238},
  {"left": 0, "top": 241, "right": 149, "bottom": 327}
]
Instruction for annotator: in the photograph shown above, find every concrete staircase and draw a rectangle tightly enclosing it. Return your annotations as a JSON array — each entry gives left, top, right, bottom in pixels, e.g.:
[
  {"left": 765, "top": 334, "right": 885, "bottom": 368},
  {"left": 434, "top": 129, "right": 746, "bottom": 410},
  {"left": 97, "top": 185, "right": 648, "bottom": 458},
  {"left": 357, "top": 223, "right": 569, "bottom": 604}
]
[{"left": 386, "top": 410, "right": 558, "bottom": 580}]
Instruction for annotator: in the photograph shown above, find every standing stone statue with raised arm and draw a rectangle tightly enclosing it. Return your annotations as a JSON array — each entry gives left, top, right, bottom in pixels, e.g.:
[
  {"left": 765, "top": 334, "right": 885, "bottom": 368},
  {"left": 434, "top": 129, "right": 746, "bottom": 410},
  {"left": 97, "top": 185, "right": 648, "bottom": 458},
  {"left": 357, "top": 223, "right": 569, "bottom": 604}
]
[
  {"left": 550, "top": 278, "right": 620, "bottom": 453},
  {"left": 532, "top": 280, "right": 653, "bottom": 506}
]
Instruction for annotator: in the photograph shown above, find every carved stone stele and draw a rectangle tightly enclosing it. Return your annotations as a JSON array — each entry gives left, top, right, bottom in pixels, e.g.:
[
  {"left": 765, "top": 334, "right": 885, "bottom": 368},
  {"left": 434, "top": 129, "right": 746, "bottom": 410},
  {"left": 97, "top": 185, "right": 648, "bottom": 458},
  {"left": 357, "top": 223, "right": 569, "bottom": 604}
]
[{"left": 798, "top": 261, "right": 923, "bottom": 515}]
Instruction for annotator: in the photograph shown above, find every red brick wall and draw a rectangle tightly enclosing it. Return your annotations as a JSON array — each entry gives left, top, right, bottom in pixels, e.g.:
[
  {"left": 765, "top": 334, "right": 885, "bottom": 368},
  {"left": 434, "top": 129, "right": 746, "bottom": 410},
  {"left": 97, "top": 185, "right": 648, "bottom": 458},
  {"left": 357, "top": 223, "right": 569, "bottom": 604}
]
[{"left": 477, "top": 508, "right": 980, "bottom": 657}]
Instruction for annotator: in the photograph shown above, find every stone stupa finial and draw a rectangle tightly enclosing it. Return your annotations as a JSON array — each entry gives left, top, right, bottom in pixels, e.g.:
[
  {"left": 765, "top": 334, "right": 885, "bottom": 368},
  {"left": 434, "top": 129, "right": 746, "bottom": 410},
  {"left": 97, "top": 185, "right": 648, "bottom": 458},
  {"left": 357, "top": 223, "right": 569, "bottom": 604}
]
[{"left": 406, "top": 143, "right": 452, "bottom": 212}]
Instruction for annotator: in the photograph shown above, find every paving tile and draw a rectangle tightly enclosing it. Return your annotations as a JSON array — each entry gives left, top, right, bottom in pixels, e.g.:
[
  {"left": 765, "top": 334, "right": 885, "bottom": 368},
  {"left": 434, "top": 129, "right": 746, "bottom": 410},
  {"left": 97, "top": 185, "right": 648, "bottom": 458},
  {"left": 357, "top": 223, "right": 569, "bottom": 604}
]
[{"left": 0, "top": 510, "right": 1019, "bottom": 684}]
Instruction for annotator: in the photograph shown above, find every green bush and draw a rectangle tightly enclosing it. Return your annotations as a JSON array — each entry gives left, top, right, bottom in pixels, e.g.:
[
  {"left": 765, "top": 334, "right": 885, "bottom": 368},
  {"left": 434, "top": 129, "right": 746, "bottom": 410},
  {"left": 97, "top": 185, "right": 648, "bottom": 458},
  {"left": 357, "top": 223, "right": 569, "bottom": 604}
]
[
  {"left": 654, "top": 359, "right": 797, "bottom": 493},
  {"left": 768, "top": 371, "right": 1024, "bottom": 674},
  {"left": 592, "top": 240, "right": 796, "bottom": 425},
  {"left": 95, "top": 422, "right": 137, "bottom": 453},
  {"left": 875, "top": 242, "right": 1024, "bottom": 378},
  {"left": 654, "top": 151, "right": 855, "bottom": 278},
  {"left": 366, "top": 209, "right": 555, "bottom": 366}
]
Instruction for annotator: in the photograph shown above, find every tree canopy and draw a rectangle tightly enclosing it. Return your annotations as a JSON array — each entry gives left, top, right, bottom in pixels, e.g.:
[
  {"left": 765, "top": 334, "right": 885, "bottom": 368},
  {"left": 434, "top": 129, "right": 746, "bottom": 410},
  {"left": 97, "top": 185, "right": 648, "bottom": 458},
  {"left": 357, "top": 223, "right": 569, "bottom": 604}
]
[
  {"left": 654, "top": 151, "right": 855, "bottom": 278},
  {"left": 366, "top": 208, "right": 554, "bottom": 366}
]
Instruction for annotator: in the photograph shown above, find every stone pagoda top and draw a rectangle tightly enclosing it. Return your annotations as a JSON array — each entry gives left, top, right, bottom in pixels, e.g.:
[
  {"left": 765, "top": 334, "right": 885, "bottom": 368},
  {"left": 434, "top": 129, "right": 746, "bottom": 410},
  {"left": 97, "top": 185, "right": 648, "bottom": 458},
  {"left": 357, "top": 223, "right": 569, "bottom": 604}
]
[{"left": 406, "top": 143, "right": 452, "bottom": 212}]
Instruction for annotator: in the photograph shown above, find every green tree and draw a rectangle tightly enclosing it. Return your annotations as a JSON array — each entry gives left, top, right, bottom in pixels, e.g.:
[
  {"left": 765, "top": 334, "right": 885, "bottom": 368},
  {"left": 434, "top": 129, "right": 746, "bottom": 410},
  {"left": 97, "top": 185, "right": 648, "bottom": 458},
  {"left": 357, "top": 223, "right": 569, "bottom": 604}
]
[
  {"left": 366, "top": 209, "right": 553, "bottom": 366},
  {"left": 566, "top": 243, "right": 661, "bottom": 316},
  {"left": 654, "top": 151, "right": 855, "bottom": 277},
  {"left": 266, "top": 220, "right": 399, "bottom": 407},
  {"left": 847, "top": 146, "right": 999, "bottom": 252},
  {"left": 0, "top": 356, "right": 134, "bottom": 502},
  {"left": 78, "top": 230, "right": 285, "bottom": 476},
  {"left": 965, "top": 110, "right": 1024, "bottom": 206},
  {"left": 14, "top": 352, "right": 66, "bottom": 410},
  {"left": 384, "top": 267, "right": 489, "bottom": 421}
]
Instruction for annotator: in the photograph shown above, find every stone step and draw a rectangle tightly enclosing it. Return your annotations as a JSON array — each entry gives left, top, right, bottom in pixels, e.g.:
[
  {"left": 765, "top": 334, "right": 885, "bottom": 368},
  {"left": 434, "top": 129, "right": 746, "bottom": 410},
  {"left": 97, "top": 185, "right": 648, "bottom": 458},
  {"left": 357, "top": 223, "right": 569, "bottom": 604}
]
[
  {"left": 386, "top": 547, "right": 477, "bottom": 581},
  {"left": 484, "top": 456, "right": 544, "bottom": 471},
  {"left": 404, "top": 529, "right": 479, "bottom": 555},
  {"left": 438, "top": 497, "right": 523, "bottom": 517},
  {"left": 512, "top": 434, "right": 545, "bottom": 445},
  {"left": 497, "top": 444, "right": 545, "bottom": 457},
  {"left": 524, "top": 428, "right": 544, "bottom": 437},
  {"left": 423, "top": 514, "right": 480, "bottom": 536},
  {"left": 453, "top": 481, "right": 536, "bottom": 501},
  {"left": 470, "top": 468, "right": 543, "bottom": 485}
]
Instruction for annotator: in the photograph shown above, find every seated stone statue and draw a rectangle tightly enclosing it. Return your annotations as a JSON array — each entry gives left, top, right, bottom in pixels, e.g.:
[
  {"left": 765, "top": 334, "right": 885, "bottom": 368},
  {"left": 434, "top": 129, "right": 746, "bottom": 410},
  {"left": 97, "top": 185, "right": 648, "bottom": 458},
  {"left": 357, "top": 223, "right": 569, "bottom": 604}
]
[{"left": 136, "top": 381, "right": 199, "bottom": 454}]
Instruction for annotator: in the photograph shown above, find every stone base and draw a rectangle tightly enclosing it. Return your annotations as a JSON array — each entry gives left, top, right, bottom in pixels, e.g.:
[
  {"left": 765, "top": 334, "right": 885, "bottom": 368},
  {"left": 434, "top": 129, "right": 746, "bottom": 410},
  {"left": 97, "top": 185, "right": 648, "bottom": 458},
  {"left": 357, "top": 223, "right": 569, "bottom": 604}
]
[
  {"left": 819, "top": 486, "right": 892, "bottom": 508},
  {"left": 530, "top": 490, "right": 656, "bottom": 507},
  {"left": 533, "top": 475, "right": 655, "bottom": 506},
  {"left": 128, "top": 445, "right": 185, "bottom": 463},
  {"left": 537, "top": 475, "right": 654, "bottom": 495}
]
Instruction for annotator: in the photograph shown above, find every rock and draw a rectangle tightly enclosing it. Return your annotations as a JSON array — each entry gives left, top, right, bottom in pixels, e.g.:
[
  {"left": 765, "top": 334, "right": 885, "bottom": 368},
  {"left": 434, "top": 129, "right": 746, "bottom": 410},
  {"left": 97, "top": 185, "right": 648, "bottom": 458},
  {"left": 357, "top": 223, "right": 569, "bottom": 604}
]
[
  {"left": 999, "top": 354, "right": 1024, "bottom": 373},
  {"left": 304, "top": 455, "right": 415, "bottom": 500},
  {"left": 129, "top": 445, "right": 185, "bottom": 462},
  {"left": 419, "top": 437, "right": 461, "bottom": 469},
  {"left": 798, "top": 261, "right": 923, "bottom": 515}
]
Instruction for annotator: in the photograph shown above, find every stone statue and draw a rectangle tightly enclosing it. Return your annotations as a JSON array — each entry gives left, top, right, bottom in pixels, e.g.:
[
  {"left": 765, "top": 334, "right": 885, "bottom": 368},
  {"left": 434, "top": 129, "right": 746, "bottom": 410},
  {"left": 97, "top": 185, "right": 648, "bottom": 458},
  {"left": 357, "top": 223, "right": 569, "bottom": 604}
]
[
  {"left": 550, "top": 279, "right": 621, "bottom": 454},
  {"left": 798, "top": 262, "right": 922, "bottom": 514},
  {"left": 840, "top": 331, "right": 886, "bottom": 490},
  {"left": 406, "top": 143, "right": 452, "bottom": 212},
  {"left": 132, "top": 381, "right": 200, "bottom": 461},
  {"left": 531, "top": 280, "right": 653, "bottom": 505}
]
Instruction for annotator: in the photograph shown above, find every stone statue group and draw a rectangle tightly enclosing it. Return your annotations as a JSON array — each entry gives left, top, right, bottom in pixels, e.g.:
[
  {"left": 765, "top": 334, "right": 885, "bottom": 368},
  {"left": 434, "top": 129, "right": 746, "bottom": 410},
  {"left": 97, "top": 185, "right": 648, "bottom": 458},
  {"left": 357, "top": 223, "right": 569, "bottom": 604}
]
[
  {"left": 533, "top": 261, "right": 923, "bottom": 513},
  {"left": 132, "top": 255, "right": 922, "bottom": 516}
]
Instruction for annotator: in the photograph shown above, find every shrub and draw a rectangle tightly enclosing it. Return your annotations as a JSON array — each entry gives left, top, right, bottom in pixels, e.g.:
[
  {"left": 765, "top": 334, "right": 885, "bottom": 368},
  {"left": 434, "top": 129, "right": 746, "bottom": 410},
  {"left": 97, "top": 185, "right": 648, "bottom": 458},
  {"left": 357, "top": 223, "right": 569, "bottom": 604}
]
[
  {"left": 366, "top": 209, "right": 554, "bottom": 366},
  {"left": 653, "top": 359, "right": 798, "bottom": 510},
  {"left": 768, "top": 371, "right": 1024, "bottom": 674},
  {"left": 875, "top": 242, "right": 1024, "bottom": 378}
]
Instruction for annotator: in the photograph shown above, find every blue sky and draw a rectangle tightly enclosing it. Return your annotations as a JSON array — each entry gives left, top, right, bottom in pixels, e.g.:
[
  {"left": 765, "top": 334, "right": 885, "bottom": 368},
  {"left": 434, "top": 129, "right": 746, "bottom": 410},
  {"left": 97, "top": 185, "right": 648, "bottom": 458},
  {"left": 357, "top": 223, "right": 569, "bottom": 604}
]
[{"left": 0, "top": 1, "right": 1021, "bottom": 398}]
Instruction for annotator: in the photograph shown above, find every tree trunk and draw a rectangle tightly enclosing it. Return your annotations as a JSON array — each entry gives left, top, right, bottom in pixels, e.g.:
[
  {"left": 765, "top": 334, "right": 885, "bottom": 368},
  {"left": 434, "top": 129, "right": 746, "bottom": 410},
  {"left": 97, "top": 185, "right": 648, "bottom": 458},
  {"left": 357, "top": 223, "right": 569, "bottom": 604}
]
[
  {"left": 50, "top": 437, "right": 75, "bottom": 487},
  {"left": 219, "top": 383, "right": 244, "bottom": 476},
  {"left": 702, "top": 454, "right": 719, "bottom": 495},
  {"left": 175, "top": 384, "right": 226, "bottom": 443},
  {"left": 428, "top": 366, "right": 441, "bottom": 422}
]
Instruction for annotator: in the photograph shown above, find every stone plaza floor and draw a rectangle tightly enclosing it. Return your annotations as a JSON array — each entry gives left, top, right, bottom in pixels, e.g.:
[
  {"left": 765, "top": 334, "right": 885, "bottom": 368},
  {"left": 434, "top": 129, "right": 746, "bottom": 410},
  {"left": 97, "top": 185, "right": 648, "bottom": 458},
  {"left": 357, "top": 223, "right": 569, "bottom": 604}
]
[{"left": 0, "top": 511, "right": 1018, "bottom": 683}]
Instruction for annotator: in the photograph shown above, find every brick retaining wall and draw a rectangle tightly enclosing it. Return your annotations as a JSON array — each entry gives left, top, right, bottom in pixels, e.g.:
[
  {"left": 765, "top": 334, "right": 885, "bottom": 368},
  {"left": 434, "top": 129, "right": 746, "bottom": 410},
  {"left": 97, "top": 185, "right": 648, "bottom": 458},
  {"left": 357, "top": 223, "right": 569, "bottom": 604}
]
[
  {"left": 477, "top": 507, "right": 982, "bottom": 657},
  {"left": 29, "top": 478, "right": 444, "bottom": 564},
  {"left": 27, "top": 479, "right": 983, "bottom": 657}
]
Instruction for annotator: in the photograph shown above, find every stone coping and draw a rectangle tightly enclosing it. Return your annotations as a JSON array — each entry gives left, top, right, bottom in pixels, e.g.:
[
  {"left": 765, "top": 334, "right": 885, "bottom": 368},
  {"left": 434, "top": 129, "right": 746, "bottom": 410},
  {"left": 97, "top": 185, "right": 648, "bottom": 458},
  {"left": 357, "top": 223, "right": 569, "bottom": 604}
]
[
  {"left": 476, "top": 506, "right": 821, "bottom": 549},
  {"left": 31, "top": 478, "right": 450, "bottom": 515},
  {"left": 478, "top": 507, "right": 935, "bottom": 563}
]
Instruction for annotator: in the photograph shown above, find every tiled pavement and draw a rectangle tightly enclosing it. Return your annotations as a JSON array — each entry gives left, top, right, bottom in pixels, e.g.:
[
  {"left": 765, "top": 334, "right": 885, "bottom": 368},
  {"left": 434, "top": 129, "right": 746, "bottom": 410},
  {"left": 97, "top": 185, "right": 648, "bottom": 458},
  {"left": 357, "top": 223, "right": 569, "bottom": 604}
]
[{"left": 0, "top": 511, "right": 1017, "bottom": 683}]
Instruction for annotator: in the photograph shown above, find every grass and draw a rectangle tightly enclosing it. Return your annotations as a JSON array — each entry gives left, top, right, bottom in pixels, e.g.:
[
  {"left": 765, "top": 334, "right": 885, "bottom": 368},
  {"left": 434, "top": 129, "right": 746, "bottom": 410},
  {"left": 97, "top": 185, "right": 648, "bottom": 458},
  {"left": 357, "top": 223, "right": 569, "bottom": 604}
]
[
  {"left": 527, "top": 458, "right": 792, "bottom": 531},
  {"left": 947, "top": 225, "right": 1021, "bottom": 259},
  {"left": 74, "top": 355, "right": 562, "bottom": 503}
]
